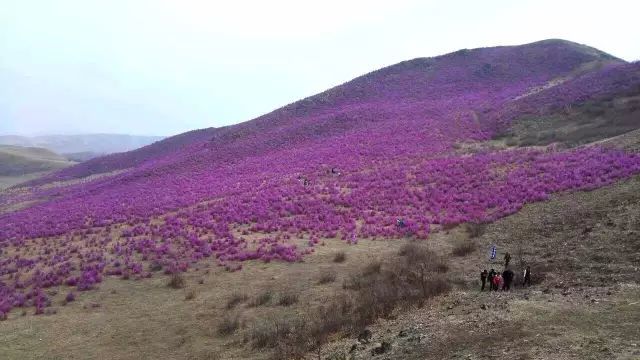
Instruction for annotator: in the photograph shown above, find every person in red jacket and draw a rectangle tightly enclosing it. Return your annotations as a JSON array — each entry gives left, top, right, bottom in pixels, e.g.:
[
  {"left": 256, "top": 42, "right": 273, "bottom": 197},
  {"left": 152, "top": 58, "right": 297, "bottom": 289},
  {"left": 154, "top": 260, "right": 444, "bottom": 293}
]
[{"left": 493, "top": 273, "right": 502, "bottom": 291}]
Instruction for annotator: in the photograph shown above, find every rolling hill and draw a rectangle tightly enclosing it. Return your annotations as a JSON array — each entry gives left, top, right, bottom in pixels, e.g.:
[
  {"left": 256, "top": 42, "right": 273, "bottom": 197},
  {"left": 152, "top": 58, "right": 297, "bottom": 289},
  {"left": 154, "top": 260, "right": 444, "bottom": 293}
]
[
  {"left": 1, "top": 39, "right": 640, "bottom": 359},
  {"left": 0, "top": 145, "right": 74, "bottom": 176},
  {"left": 0, "top": 145, "right": 76, "bottom": 190},
  {"left": 0, "top": 134, "right": 164, "bottom": 160}
]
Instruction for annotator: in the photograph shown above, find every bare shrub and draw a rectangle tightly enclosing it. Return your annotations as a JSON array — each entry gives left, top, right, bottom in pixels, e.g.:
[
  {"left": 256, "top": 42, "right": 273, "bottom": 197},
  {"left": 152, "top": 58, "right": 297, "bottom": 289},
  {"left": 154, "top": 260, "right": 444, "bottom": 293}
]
[
  {"left": 333, "top": 251, "right": 347, "bottom": 263},
  {"left": 396, "top": 246, "right": 450, "bottom": 306},
  {"left": 184, "top": 289, "right": 196, "bottom": 301},
  {"left": 466, "top": 222, "right": 486, "bottom": 238},
  {"left": 317, "top": 271, "right": 336, "bottom": 284},
  {"left": 167, "top": 273, "right": 185, "bottom": 289},
  {"left": 277, "top": 292, "right": 299, "bottom": 307},
  {"left": 226, "top": 293, "right": 248, "bottom": 309},
  {"left": 217, "top": 314, "right": 240, "bottom": 336},
  {"left": 249, "top": 290, "right": 273, "bottom": 307},
  {"left": 250, "top": 249, "right": 451, "bottom": 358},
  {"left": 342, "top": 261, "right": 383, "bottom": 291},
  {"left": 452, "top": 240, "right": 475, "bottom": 257},
  {"left": 362, "top": 261, "right": 381, "bottom": 276},
  {"left": 250, "top": 315, "right": 302, "bottom": 350}
]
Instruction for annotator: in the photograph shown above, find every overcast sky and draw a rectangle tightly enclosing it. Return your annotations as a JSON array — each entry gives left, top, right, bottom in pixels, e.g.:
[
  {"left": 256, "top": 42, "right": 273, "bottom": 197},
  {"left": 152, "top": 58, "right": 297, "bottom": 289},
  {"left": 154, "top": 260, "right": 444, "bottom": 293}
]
[{"left": 1, "top": 0, "right": 638, "bottom": 137}]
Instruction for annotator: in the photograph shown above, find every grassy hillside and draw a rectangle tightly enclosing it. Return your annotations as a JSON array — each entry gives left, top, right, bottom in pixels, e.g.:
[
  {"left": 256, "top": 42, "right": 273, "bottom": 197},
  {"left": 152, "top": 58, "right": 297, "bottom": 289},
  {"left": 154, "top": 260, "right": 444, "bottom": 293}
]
[
  {"left": 0, "top": 39, "right": 640, "bottom": 359},
  {"left": 0, "top": 134, "right": 163, "bottom": 156},
  {"left": 0, "top": 145, "right": 76, "bottom": 190},
  {"left": 0, "top": 145, "right": 74, "bottom": 176}
]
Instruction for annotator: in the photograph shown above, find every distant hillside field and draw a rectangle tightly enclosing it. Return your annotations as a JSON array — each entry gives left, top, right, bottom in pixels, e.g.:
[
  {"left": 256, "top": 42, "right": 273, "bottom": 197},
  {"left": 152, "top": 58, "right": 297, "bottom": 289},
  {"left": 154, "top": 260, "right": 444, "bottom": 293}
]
[
  {"left": 0, "top": 134, "right": 163, "bottom": 156},
  {"left": 0, "top": 145, "right": 76, "bottom": 189},
  {"left": 0, "top": 145, "right": 75, "bottom": 176}
]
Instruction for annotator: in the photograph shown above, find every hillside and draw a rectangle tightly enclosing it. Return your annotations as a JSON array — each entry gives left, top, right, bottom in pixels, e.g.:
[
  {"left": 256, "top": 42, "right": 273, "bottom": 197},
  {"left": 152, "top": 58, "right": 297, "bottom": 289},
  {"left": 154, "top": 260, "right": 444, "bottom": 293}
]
[
  {"left": 1, "top": 39, "right": 640, "bottom": 359},
  {"left": 26, "top": 39, "right": 627, "bottom": 185},
  {"left": 0, "top": 145, "right": 76, "bottom": 190},
  {"left": 0, "top": 134, "right": 164, "bottom": 158}
]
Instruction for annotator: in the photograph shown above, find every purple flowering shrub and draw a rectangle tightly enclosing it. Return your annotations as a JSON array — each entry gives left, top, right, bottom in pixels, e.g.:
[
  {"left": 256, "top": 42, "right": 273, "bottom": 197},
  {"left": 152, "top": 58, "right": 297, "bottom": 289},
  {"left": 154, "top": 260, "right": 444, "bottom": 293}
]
[{"left": 1, "top": 40, "right": 640, "bottom": 316}]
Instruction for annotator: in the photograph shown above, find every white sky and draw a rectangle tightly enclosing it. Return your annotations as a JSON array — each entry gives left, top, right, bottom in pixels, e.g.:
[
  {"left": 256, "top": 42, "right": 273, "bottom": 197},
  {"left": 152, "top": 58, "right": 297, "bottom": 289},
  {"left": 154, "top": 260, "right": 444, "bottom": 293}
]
[{"left": 1, "top": 0, "right": 638, "bottom": 136}]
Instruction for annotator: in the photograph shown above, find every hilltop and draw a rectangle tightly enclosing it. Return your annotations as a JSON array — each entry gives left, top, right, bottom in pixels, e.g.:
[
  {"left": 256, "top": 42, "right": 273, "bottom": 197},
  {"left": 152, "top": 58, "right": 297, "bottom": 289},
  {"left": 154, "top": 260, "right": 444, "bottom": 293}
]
[{"left": 0, "top": 39, "right": 639, "bottom": 359}]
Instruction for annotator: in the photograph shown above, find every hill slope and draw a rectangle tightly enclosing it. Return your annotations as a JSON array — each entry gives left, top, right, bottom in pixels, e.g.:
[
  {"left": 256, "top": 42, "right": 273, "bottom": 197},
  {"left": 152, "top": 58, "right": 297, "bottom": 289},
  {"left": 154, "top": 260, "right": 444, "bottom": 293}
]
[
  {"left": 29, "top": 39, "right": 626, "bottom": 184},
  {"left": 0, "top": 145, "right": 74, "bottom": 177},
  {"left": 0, "top": 134, "right": 164, "bottom": 158},
  {"left": 0, "top": 145, "right": 76, "bottom": 190},
  {"left": 1, "top": 39, "right": 640, "bottom": 324}
]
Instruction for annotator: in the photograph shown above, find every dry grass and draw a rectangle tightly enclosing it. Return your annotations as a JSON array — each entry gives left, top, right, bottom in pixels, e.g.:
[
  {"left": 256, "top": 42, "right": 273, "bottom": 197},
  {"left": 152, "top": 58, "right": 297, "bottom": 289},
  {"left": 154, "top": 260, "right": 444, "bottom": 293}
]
[
  {"left": 217, "top": 314, "right": 240, "bottom": 336},
  {"left": 226, "top": 293, "right": 249, "bottom": 309},
  {"left": 0, "top": 235, "right": 410, "bottom": 360},
  {"left": 249, "top": 290, "right": 273, "bottom": 307},
  {"left": 277, "top": 293, "right": 299, "bottom": 307},
  {"left": 167, "top": 273, "right": 185, "bottom": 289},
  {"left": 317, "top": 270, "right": 337, "bottom": 284}
]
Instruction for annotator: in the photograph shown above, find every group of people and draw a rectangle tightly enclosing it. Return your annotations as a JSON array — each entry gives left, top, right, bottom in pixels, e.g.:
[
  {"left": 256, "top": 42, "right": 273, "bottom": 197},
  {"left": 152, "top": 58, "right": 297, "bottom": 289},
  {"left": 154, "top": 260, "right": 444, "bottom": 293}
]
[{"left": 480, "top": 251, "right": 532, "bottom": 292}]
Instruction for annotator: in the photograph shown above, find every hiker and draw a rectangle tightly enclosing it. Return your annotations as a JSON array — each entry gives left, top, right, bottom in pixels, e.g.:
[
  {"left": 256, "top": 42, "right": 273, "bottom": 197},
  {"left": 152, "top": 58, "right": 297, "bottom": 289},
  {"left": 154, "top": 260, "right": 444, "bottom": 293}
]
[
  {"left": 504, "top": 252, "right": 511, "bottom": 267},
  {"left": 480, "top": 269, "right": 488, "bottom": 291},
  {"left": 493, "top": 272, "right": 502, "bottom": 291},
  {"left": 487, "top": 269, "right": 496, "bottom": 291},
  {"left": 502, "top": 268, "right": 514, "bottom": 291},
  {"left": 396, "top": 218, "right": 406, "bottom": 228},
  {"left": 523, "top": 266, "right": 532, "bottom": 287}
]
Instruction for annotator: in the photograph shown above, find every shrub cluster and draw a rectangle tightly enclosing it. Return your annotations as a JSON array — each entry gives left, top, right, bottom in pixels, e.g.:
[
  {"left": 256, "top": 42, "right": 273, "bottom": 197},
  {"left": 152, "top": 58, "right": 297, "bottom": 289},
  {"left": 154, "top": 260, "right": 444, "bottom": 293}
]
[{"left": 246, "top": 245, "right": 450, "bottom": 357}]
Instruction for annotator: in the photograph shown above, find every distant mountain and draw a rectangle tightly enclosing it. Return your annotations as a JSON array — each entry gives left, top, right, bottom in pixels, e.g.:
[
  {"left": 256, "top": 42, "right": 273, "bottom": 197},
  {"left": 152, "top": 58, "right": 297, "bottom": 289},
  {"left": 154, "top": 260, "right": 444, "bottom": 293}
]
[{"left": 0, "top": 134, "right": 164, "bottom": 156}]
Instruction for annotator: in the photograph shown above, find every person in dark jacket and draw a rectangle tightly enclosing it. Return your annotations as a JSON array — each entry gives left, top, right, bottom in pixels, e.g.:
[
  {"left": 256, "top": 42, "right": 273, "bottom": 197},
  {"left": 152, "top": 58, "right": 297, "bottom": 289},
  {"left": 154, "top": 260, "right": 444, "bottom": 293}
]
[
  {"left": 523, "top": 266, "right": 532, "bottom": 287},
  {"left": 480, "top": 269, "right": 488, "bottom": 291},
  {"left": 487, "top": 269, "right": 496, "bottom": 291},
  {"left": 504, "top": 252, "right": 511, "bottom": 267},
  {"left": 502, "top": 268, "right": 514, "bottom": 291}
]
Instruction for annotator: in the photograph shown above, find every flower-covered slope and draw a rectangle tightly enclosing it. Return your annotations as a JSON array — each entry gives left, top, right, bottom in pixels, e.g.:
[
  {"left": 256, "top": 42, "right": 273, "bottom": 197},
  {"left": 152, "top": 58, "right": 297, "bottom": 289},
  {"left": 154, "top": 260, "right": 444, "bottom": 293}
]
[{"left": 1, "top": 39, "right": 640, "bottom": 317}]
